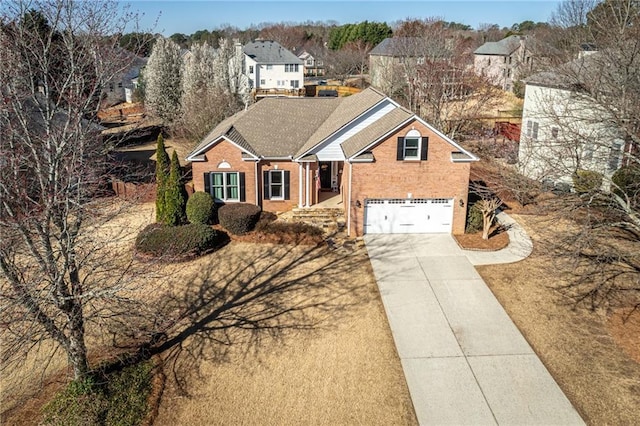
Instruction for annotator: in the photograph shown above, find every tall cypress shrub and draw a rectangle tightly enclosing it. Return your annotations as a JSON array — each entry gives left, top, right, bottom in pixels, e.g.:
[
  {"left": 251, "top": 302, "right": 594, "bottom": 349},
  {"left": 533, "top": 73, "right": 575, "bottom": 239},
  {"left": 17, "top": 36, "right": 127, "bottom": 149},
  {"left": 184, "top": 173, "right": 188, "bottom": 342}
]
[
  {"left": 164, "top": 150, "right": 186, "bottom": 226},
  {"left": 155, "top": 134, "right": 169, "bottom": 223}
]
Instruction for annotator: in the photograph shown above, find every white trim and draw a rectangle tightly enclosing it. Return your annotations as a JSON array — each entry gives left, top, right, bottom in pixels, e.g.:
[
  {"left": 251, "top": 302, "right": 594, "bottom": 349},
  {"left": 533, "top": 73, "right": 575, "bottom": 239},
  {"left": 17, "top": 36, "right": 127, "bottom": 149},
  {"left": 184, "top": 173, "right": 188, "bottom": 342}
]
[
  {"left": 186, "top": 135, "right": 259, "bottom": 161},
  {"left": 294, "top": 96, "right": 391, "bottom": 161},
  {"left": 305, "top": 162, "right": 310, "bottom": 207},
  {"left": 254, "top": 161, "right": 259, "bottom": 205},
  {"left": 347, "top": 161, "right": 353, "bottom": 236},
  {"left": 348, "top": 115, "right": 479, "bottom": 162},
  {"left": 267, "top": 169, "right": 285, "bottom": 200},
  {"left": 298, "top": 163, "right": 303, "bottom": 208}
]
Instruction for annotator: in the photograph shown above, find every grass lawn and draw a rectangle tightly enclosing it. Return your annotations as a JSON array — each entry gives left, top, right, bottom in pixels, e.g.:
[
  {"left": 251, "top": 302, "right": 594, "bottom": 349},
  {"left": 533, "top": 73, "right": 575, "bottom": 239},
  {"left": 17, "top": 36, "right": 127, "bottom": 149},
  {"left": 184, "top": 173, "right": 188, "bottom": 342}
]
[
  {"left": 478, "top": 213, "right": 640, "bottom": 424},
  {"left": 1, "top": 202, "right": 416, "bottom": 425}
]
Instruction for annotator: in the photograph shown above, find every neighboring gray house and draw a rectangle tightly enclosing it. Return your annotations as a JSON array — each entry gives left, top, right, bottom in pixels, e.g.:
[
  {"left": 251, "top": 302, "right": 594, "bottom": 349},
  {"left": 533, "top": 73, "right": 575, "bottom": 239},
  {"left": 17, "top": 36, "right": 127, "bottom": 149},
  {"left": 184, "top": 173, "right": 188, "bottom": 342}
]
[
  {"left": 243, "top": 40, "right": 304, "bottom": 97},
  {"left": 369, "top": 37, "right": 451, "bottom": 93},
  {"left": 518, "top": 52, "right": 628, "bottom": 188},
  {"left": 474, "top": 35, "right": 532, "bottom": 92}
]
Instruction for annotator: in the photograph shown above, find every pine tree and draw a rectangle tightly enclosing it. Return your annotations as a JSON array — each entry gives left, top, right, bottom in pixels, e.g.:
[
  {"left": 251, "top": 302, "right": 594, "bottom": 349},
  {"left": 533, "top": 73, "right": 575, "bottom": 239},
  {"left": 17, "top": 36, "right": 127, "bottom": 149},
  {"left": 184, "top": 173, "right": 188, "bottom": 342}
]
[
  {"left": 164, "top": 150, "right": 186, "bottom": 226},
  {"left": 155, "top": 134, "right": 169, "bottom": 223}
]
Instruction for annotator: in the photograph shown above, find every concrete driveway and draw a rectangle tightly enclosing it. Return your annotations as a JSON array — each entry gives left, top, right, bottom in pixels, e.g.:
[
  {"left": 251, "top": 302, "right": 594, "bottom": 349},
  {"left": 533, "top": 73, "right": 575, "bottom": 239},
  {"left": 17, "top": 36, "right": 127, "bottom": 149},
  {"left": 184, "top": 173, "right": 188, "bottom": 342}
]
[{"left": 365, "top": 233, "right": 584, "bottom": 425}]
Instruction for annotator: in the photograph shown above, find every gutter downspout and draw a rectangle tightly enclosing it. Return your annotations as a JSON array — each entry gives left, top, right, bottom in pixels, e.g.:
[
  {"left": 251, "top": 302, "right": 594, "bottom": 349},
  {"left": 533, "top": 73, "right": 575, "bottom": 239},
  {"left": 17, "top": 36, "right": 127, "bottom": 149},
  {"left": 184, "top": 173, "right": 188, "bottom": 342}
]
[
  {"left": 255, "top": 160, "right": 259, "bottom": 206},
  {"left": 347, "top": 160, "right": 352, "bottom": 237},
  {"left": 305, "top": 162, "right": 310, "bottom": 207},
  {"left": 298, "top": 162, "right": 303, "bottom": 208}
]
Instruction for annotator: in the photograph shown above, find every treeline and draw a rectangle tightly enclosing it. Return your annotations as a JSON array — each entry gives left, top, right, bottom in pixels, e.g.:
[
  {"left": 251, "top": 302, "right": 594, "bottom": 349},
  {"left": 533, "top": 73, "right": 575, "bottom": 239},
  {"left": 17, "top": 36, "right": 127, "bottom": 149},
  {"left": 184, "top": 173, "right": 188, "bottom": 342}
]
[{"left": 119, "top": 18, "right": 549, "bottom": 57}]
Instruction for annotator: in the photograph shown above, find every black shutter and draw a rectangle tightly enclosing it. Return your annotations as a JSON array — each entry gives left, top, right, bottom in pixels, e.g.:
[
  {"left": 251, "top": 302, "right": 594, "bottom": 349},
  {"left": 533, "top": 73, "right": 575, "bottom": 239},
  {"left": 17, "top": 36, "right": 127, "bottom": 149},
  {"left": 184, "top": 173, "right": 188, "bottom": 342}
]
[
  {"left": 397, "top": 136, "right": 404, "bottom": 160},
  {"left": 239, "top": 172, "right": 246, "bottom": 202},
  {"left": 263, "top": 171, "right": 270, "bottom": 200},
  {"left": 284, "top": 170, "right": 290, "bottom": 200},
  {"left": 420, "top": 137, "right": 429, "bottom": 161},
  {"left": 204, "top": 172, "right": 211, "bottom": 195}
]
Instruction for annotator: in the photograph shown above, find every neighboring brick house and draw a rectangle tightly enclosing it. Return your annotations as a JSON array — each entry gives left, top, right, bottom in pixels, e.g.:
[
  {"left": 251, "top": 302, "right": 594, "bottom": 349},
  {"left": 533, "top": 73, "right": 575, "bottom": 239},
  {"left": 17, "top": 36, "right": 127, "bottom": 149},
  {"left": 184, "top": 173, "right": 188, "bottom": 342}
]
[
  {"left": 186, "top": 87, "right": 477, "bottom": 236},
  {"left": 474, "top": 35, "right": 533, "bottom": 92},
  {"left": 243, "top": 40, "right": 304, "bottom": 97}
]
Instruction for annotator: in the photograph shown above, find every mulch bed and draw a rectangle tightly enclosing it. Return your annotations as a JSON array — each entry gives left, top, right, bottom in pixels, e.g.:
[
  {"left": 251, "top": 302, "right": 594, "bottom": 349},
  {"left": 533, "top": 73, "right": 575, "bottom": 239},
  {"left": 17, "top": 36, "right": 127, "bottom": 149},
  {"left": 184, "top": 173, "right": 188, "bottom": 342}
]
[{"left": 454, "top": 226, "right": 510, "bottom": 251}]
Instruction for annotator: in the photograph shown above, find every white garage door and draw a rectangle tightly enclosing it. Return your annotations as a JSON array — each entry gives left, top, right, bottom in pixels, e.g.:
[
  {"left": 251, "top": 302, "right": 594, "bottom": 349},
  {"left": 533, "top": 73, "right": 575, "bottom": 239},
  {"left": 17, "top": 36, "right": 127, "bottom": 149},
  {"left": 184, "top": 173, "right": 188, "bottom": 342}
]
[{"left": 364, "top": 198, "right": 453, "bottom": 234}]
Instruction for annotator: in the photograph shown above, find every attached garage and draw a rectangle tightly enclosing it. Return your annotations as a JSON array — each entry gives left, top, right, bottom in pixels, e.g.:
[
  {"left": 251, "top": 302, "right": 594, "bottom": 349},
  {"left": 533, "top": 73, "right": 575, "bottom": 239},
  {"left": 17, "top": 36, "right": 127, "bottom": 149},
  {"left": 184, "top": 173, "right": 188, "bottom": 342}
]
[{"left": 364, "top": 198, "right": 454, "bottom": 234}]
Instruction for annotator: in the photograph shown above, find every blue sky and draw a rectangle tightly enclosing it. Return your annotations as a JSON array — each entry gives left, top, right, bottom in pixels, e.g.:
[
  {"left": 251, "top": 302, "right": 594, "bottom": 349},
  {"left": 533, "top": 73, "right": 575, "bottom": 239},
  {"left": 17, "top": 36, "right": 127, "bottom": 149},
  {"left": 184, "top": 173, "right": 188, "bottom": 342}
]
[{"left": 125, "top": 0, "right": 562, "bottom": 35}]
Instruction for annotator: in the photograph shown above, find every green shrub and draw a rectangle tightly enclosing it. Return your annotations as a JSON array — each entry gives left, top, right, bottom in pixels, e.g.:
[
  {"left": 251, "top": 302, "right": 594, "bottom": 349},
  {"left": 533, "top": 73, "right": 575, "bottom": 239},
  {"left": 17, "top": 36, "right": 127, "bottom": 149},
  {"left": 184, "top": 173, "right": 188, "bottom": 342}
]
[
  {"left": 186, "top": 191, "right": 216, "bottom": 224},
  {"left": 218, "top": 203, "right": 262, "bottom": 235},
  {"left": 465, "top": 202, "right": 483, "bottom": 234},
  {"left": 256, "top": 220, "right": 324, "bottom": 237},
  {"left": 43, "top": 361, "right": 154, "bottom": 426},
  {"left": 611, "top": 165, "right": 640, "bottom": 204},
  {"left": 135, "top": 223, "right": 225, "bottom": 258},
  {"left": 572, "top": 169, "right": 603, "bottom": 193}
]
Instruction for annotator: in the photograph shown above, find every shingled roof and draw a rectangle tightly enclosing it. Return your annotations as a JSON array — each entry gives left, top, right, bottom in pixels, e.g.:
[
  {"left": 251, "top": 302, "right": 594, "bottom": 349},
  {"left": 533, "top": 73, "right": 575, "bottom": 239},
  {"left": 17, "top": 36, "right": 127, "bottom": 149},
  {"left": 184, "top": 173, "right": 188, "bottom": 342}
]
[
  {"left": 186, "top": 87, "right": 476, "bottom": 163},
  {"left": 243, "top": 40, "right": 302, "bottom": 64},
  {"left": 474, "top": 35, "right": 523, "bottom": 56}
]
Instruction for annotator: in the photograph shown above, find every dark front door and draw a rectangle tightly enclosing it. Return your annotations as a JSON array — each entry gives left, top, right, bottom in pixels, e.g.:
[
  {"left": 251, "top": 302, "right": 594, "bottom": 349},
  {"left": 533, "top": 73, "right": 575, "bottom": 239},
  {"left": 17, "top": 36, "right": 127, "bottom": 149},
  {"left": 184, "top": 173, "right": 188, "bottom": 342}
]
[{"left": 319, "top": 162, "right": 331, "bottom": 190}]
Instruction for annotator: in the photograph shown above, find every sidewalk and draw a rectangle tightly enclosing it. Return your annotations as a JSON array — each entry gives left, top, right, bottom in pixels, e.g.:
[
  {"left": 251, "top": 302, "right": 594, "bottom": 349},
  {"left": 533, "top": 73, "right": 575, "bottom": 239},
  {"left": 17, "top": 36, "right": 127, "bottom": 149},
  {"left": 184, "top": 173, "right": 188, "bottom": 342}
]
[{"left": 365, "top": 223, "right": 584, "bottom": 425}]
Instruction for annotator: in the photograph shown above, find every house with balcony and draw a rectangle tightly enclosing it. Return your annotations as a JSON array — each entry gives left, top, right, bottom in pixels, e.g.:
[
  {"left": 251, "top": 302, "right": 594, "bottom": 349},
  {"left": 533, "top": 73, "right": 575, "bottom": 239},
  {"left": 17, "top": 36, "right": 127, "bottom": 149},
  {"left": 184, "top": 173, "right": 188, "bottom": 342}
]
[{"left": 243, "top": 40, "right": 304, "bottom": 98}]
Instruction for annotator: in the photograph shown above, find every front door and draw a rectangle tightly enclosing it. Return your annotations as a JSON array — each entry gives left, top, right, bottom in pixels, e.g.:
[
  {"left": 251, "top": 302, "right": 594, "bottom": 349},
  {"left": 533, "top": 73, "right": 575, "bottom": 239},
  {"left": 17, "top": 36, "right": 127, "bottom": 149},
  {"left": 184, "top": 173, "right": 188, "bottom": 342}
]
[{"left": 319, "top": 162, "right": 332, "bottom": 190}]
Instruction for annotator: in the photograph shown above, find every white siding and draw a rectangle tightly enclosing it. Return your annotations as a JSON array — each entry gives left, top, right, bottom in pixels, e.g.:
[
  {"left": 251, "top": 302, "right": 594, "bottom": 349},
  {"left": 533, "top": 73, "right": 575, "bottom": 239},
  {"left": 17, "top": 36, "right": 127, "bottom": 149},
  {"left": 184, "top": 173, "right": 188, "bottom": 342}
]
[
  {"left": 518, "top": 83, "right": 624, "bottom": 186},
  {"left": 244, "top": 56, "right": 303, "bottom": 90},
  {"left": 312, "top": 100, "right": 396, "bottom": 161}
]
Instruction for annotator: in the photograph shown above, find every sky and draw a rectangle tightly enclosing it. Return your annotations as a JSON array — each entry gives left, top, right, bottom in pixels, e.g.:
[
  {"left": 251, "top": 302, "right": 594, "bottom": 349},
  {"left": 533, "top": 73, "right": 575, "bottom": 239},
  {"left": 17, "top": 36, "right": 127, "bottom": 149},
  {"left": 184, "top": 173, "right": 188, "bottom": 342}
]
[{"left": 125, "top": 0, "right": 563, "bottom": 35}]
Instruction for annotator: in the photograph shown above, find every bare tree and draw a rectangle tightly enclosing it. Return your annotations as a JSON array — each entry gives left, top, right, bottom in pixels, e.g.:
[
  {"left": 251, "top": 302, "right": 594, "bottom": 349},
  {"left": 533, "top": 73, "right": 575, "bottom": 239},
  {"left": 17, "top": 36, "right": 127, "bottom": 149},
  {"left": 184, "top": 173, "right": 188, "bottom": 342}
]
[
  {"left": 381, "top": 20, "right": 502, "bottom": 139},
  {"left": 517, "top": 0, "right": 640, "bottom": 311},
  {"left": 0, "top": 0, "right": 150, "bottom": 381}
]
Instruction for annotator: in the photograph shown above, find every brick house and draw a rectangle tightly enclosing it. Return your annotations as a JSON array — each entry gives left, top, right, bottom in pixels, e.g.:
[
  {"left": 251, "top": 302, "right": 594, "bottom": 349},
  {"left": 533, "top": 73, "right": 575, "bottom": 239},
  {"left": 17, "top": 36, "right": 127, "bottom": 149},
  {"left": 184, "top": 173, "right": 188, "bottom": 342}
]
[{"left": 186, "top": 87, "right": 477, "bottom": 236}]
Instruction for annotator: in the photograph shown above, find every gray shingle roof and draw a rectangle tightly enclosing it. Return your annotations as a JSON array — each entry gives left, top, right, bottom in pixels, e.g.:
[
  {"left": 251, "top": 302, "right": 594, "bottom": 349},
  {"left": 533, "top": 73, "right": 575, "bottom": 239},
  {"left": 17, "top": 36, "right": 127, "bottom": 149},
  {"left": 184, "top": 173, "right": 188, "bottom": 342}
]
[
  {"left": 243, "top": 40, "right": 302, "bottom": 64},
  {"left": 341, "top": 107, "right": 413, "bottom": 158},
  {"left": 474, "top": 35, "right": 523, "bottom": 56},
  {"left": 524, "top": 52, "right": 603, "bottom": 90},
  {"left": 295, "top": 87, "right": 387, "bottom": 158},
  {"left": 370, "top": 37, "right": 451, "bottom": 59}
]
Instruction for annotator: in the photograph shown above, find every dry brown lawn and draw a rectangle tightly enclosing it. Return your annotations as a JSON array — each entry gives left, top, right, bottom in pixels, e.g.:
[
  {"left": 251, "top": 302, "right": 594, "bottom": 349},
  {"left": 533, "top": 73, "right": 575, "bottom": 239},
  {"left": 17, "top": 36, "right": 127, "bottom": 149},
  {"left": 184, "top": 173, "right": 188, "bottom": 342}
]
[
  {"left": 1, "top": 201, "right": 416, "bottom": 425},
  {"left": 478, "top": 214, "right": 640, "bottom": 425},
  {"left": 152, "top": 240, "right": 416, "bottom": 425}
]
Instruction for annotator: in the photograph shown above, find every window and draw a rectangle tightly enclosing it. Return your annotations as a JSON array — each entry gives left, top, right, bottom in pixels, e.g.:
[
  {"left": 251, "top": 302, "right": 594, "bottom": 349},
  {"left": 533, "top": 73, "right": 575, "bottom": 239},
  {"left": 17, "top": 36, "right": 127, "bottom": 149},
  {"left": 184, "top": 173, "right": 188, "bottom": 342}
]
[
  {"left": 260, "top": 79, "right": 265, "bottom": 86},
  {"left": 608, "top": 141, "right": 623, "bottom": 171},
  {"left": 263, "top": 170, "right": 290, "bottom": 200},
  {"left": 269, "top": 170, "right": 284, "bottom": 199},
  {"left": 290, "top": 80, "right": 299, "bottom": 88},
  {"left": 108, "top": 83, "right": 114, "bottom": 92},
  {"left": 117, "top": 82, "right": 122, "bottom": 89},
  {"left": 417, "top": 57, "right": 425, "bottom": 65},
  {"left": 526, "top": 120, "right": 539, "bottom": 140},
  {"left": 306, "top": 58, "right": 313, "bottom": 66},
  {"left": 551, "top": 127, "right": 559, "bottom": 139},
  {"left": 277, "top": 80, "right": 285, "bottom": 87},
  {"left": 266, "top": 64, "right": 272, "bottom": 70},
  {"left": 208, "top": 172, "right": 240, "bottom": 202},
  {"left": 249, "top": 65, "right": 254, "bottom": 74},
  {"left": 404, "top": 137, "right": 420, "bottom": 159},
  {"left": 397, "top": 130, "right": 428, "bottom": 161},
  {"left": 285, "top": 64, "right": 299, "bottom": 72}
]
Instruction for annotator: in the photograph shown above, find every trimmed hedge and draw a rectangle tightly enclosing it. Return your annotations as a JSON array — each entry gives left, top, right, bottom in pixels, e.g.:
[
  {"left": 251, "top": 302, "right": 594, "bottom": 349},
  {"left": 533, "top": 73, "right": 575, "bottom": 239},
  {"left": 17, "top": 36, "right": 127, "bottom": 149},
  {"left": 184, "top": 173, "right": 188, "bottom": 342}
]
[
  {"left": 135, "top": 223, "right": 224, "bottom": 258},
  {"left": 186, "top": 192, "right": 215, "bottom": 224},
  {"left": 612, "top": 165, "right": 640, "bottom": 203},
  {"left": 465, "top": 202, "right": 483, "bottom": 234},
  {"left": 572, "top": 169, "right": 603, "bottom": 193},
  {"left": 218, "top": 203, "right": 261, "bottom": 235}
]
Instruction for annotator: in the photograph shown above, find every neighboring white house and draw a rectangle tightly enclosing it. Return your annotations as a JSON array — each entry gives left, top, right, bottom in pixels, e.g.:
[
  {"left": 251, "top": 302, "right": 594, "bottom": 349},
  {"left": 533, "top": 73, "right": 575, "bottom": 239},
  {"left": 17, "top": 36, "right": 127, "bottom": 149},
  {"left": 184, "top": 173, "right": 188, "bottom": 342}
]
[
  {"left": 104, "top": 55, "right": 147, "bottom": 106},
  {"left": 474, "top": 35, "right": 532, "bottom": 92},
  {"left": 243, "top": 40, "right": 304, "bottom": 96},
  {"left": 518, "top": 54, "right": 626, "bottom": 188}
]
